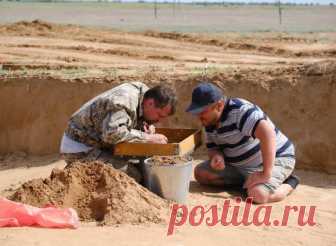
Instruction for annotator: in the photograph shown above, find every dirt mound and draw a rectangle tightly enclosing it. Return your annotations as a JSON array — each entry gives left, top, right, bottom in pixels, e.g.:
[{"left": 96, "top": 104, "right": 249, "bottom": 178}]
[
  {"left": 144, "top": 30, "right": 335, "bottom": 58},
  {"left": 144, "top": 30, "right": 191, "bottom": 41},
  {"left": 145, "top": 31, "right": 286, "bottom": 56},
  {"left": 9, "top": 161, "right": 169, "bottom": 225},
  {"left": 12, "top": 19, "right": 53, "bottom": 30},
  {"left": 3, "top": 19, "right": 56, "bottom": 34},
  {"left": 2, "top": 62, "right": 81, "bottom": 71},
  {"left": 0, "top": 20, "right": 85, "bottom": 38}
]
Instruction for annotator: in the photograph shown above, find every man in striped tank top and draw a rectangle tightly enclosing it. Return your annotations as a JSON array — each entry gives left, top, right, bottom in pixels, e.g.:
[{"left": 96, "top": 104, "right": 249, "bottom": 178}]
[{"left": 187, "top": 82, "right": 299, "bottom": 204}]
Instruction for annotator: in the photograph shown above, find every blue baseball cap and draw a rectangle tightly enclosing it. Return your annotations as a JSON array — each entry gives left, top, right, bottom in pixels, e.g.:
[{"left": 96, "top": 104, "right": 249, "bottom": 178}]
[{"left": 186, "top": 82, "right": 223, "bottom": 115}]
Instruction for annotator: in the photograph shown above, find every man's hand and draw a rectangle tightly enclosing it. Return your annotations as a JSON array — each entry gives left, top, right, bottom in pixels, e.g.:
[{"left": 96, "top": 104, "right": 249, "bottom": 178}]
[
  {"left": 145, "top": 133, "right": 168, "bottom": 144},
  {"left": 143, "top": 123, "right": 156, "bottom": 134},
  {"left": 244, "top": 171, "right": 271, "bottom": 189},
  {"left": 210, "top": 154, "right": 225, "bottom": 171}
]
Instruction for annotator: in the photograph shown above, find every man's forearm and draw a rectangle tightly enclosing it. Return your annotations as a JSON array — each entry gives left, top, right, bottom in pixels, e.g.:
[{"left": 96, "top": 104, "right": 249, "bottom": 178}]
[
  {"left": 259, "top": 135, "right": 276, "bottom": 177},
  {"left": 103, "top": 126, "right": 147, "bottom": 144},
  {"left": 255, "top": 120, "right": 276, "bottom": 177}
]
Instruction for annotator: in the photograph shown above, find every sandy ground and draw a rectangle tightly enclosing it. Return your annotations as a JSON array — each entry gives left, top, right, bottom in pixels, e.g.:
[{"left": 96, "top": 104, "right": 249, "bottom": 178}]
[
  {"left": 0, "top": 20, "right": 336, "bottom": 245},
  {"left": 1, "top": 20, "right": 335, "bottom": 78},
  {"left": 0, "top": 155, "right": 335, "bottom": 246}
]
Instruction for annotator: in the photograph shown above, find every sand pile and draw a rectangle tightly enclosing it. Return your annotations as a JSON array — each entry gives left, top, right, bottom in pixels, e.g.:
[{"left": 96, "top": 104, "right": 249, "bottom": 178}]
[{"left": 9, "top": 161, "right": 169, "bottom": 225}]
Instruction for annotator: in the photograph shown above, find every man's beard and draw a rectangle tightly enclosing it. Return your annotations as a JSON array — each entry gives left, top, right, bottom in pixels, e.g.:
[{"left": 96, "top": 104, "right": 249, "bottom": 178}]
[
  {"left": 201, "top": 117, "right": 217, "bottom": 127},
  {"left": 145, "top": 119, "right": 159, "bottom": 125}
]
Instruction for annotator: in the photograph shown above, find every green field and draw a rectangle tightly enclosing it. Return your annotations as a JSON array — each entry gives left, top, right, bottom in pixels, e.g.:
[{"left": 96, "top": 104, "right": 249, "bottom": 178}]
[{"left": 0, "top": 2, "right": 335, "bottom": 32}]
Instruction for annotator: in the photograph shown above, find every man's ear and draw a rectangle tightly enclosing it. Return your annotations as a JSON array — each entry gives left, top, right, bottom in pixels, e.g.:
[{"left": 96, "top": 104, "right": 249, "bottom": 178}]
[{"left": 217, "top": 100, "right": 224, "bottom": 110}]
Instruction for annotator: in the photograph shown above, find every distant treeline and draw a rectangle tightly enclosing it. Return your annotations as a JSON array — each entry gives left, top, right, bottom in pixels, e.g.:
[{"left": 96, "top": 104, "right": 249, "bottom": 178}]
[{"left": 1, "top": 0, "right": 335, "bottom": 6}]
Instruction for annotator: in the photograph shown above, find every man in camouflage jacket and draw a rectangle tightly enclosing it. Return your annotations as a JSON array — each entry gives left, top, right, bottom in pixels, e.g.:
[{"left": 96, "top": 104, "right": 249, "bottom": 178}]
[{"left": 60, "top": 82, "right": 177, "bottom": 182}]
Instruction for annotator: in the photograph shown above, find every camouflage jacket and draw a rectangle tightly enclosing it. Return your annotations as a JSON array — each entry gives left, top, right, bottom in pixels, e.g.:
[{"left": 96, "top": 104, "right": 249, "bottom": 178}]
[{"left": 64, "top": 82, "right": 149, "bottom": 149}]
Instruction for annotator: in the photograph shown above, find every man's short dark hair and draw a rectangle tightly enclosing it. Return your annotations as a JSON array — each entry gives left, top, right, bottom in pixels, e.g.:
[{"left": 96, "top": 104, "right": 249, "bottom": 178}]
[{"left": 144, "top": 85, "right": 177, "bottom": 115}]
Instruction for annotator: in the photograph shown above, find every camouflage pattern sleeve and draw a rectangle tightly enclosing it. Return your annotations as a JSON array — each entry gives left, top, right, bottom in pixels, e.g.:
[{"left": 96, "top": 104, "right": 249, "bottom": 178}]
[{"left": 101, "top": 108, "right": 146, "bottom": 144}]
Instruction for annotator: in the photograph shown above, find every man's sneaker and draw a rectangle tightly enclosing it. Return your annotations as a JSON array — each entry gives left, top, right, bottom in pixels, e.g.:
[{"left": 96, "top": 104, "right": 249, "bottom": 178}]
[{"left": 283, "top": 174, "right": 300, "bottom": 189}]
